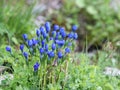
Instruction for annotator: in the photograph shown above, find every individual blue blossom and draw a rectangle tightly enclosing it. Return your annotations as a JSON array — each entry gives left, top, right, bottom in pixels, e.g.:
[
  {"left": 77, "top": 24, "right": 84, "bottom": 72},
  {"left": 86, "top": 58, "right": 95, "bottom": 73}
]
[
  {"left": 57, "top": 51, "right": 63, "bottom": 59},
  {"left": 22, "top": 34, "right": 28, "bottom": 41},
  {"left": 68, "top": 32, "right": 73, "bottom": 39},
  {"left": 39, "top": 48, "right": 44, "bottom": 55},
  {"left": 20, "top": 44, "right": 24, "bottom": 52},
  {"left": 32, "top": 38, "right": 38, "bottom": 46},
  {"left": 6, "top": 46, "right": 11, "bottom": 53},
  {"left": 45, "top": 22, "right": 51, "bottom": 33},
  {"left": 55, "top": 40, "right": 65, "bottom": 47},
  {"left": 53, "top": 24, "right": 59, "bottom": 31},
  {"left": 72, "top": 25, "right": 78, "bottom": 31},
  {"left": 65, "top": 47, "right": 70, "bottom": 54},
  {"left": 23, "top": 52, "right": 28, "bottom": 60},
  {"left": 59, "top": 27, "right": 65, "bottom": 33},
  {"left": 73, "top": 33, "right": 78, "bottom": 39},
  {"left": 45, "top": 44, "right": 49, "bottom": 52},
  {"left": 28, "top": 40, "right": 33, "bottom": 47},
  {"left": 40, "top": 26, "right": 45, "bottom": 35},
  {"left": 59, "top": 27, "right": 66, "bottom": 38},
  {"left": 47, "top": 51, "right": 55, "bottom": 58},
  {"left": 36, "top": 29, "right": 41, "bottom": 37},
  {"left": 42, "top": 32, "right": 48, "bottom": 39},
  {"left": 33, "top": 62, "right": 40, "bottom": 72},
  {"left": 41, "top": 40, "right": 46, "bottom": 47},
  {"left": 51, "top": 43, "right": 56, "bottom": 51},
  {"left": 61, "top": 31, "right": 66, "bottom": 38}
]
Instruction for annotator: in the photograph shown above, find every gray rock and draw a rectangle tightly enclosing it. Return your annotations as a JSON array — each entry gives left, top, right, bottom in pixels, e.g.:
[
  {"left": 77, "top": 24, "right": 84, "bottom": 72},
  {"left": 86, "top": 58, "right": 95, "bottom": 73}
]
[
  {"left": 104, "top": 67, "right": 120, "bottom": 76},
  {"left": 0, "top": 74, "right": 13, "bottom": 85}
]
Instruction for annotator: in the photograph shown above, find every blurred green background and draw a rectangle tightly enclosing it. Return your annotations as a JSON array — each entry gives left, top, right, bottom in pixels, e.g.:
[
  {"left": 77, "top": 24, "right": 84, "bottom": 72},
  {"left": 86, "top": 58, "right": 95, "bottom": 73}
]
[{"left": 50, "top": 0, "right": 120, "bottom": 51}]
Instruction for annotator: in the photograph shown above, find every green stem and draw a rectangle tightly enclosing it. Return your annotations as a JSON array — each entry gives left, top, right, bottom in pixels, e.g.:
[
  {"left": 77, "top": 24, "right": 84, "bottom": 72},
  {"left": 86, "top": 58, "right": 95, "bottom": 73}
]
[
  {"left": 43, "top": 59, "right": 47, "bottom": 89},
  {"left": 63, "top": 60, "right": 69, "bottom": 89},
  {"left": 39, "top": 63, "right": 42, "bottom": 89},
  {"left": 52, "top": 69, "right": 54, "bottom": 84}
]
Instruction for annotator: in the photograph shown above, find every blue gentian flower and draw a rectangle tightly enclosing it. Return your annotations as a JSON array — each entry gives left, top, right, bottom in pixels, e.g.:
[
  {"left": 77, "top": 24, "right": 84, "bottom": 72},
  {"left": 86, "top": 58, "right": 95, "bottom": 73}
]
[
  {"left": 55, "top": 32, "right": 60, "bottom": 40},
  {"left": 73, "top": 33, "right": 78, "bottom": 39},
  {"left": 41, "top": 40, "right": 46, "bottom": 47},
  {"left": 39, "top": 48, "right": 44, "bottom": 55},
  {"left": 45, "top": 22, "right": 51, "bottom": 33},
  {"left": 20, "top": 44, "right": 24, "bottom": 52},
  {"left": 23, "top": 52, "right": 28, "bottom": 60},
  {"left": 59, "top": 27, "right": 65, "bottom": 33},
  {"left": 51, "top": 43, "right": 56, "bottom": 51},
  {"left": 57, "top": 51, "right": 63, "bottom": 59},
  {"left": 68, "top": 32, "right": 73, "bottom": 39},
  {"left": 6, "top": 46, "right": 11, "bottom": 53},
  {"left": 45, "top": 44, "right": 49, "bottom": 52},
  {"left": 55, "top": 40, "right": 65, "bottom": 47},
  {"left": 47, "top": 51, "right": 55, "bottom": 58},
  {"left": 32, "top": 38, "right": 38, "bottom": 46},
  {"left": 65, "top": 47, "right": 70, "bottom": 54},
  {"left": 61, "top": 31, "right": 66, "bottom": 38},
  {"left": 33, "top": 62, "right": 40, "bottom": 72},
  {"left": 40, "top": 26, "right": 45, "bottom": 35},
  {"left": 72, "top": 25, "right": 78, "bottom": 31},
  {"left": 59, "top": 27, "right": 66, "bottom": 38},
  {"left": 22, "top": 34, "right": 28, "bottom": 41},
  {"left": 53, "top": 24, "right": 59, "bottom": 31},
  {"left": 36, "top": 30, "right": 41, "bottom": 37},
  {"left": 42, "top": 32, "right": 48, "bottom": 39},
  {"left": 28, "top": 40, "right": 33, "bottom": 47}
]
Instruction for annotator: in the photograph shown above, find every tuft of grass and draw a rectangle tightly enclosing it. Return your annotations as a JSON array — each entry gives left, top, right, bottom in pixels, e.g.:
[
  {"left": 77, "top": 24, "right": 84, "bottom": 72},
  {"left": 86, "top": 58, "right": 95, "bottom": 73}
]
[{"left": 0, "top": 0, "right": 35, "bottom": 45}]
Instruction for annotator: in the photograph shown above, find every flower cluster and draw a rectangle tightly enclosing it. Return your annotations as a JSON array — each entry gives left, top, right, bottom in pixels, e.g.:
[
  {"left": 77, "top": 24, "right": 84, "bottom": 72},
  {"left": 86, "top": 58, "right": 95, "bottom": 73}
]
[{"left": 6, "top": 22, "right": 78, "bottom": 72}]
